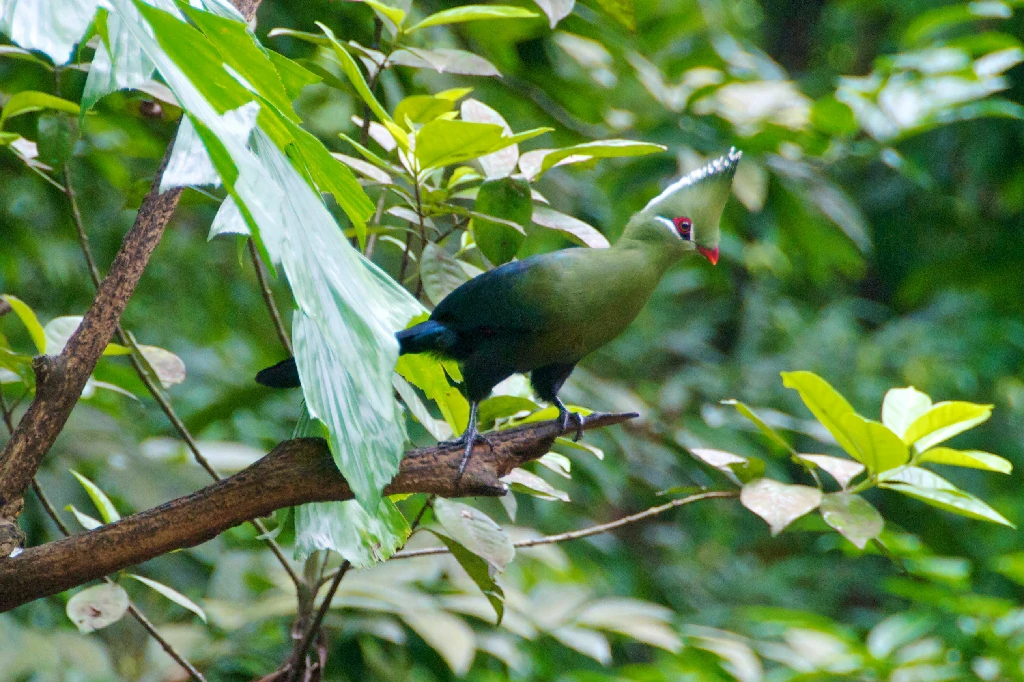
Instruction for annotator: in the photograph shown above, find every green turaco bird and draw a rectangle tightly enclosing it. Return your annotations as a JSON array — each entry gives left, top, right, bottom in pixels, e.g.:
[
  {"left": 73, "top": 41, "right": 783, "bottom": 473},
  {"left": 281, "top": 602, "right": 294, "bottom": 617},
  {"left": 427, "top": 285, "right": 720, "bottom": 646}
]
[{"left": 257, "top": 148, "right": 741, "bottom": 475}]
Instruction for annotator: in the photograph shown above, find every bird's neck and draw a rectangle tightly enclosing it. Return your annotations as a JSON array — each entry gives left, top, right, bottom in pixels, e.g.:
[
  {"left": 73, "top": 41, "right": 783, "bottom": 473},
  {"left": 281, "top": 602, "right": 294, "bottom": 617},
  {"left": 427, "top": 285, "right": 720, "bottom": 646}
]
[{"left": 611, "top": 233, "right": 682, "bottom": 278}]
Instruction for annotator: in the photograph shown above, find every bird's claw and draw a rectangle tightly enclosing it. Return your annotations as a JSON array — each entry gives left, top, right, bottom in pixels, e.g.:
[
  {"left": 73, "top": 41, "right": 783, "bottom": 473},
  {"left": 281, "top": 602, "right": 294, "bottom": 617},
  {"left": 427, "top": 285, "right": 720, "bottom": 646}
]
[
  {"left": 454, "top": 431, "right": 494, "bottom": 481},
  {"left": 558, "top": 409, "right": 586, "bottom": 442}
]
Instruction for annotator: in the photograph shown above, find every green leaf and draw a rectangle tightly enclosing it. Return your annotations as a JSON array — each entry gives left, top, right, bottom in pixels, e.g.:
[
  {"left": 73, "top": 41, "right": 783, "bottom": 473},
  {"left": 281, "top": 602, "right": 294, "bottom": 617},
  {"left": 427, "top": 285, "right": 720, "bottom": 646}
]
[
  {"left": 840, "top": 412, "right": 909, "bottom": 473},
  {"left": 65, "top": 504, "right": 102, "bottom": 530},
  {"left": 820, "top": 492, "right": 884, "bottom": 549},
  {"left": 413, "top": 119, "right": 503, "bottom": 170},
  {"left": 69, "top": 470, "right": 121, "bottom": 524},
  {"left": 740, "top": 478, "right": 823, "bottom": 535},
  {"left": 433, "top": 498, "right": 515, "bottom": 572},
  {"left": 461, "top": 99, "right": 516, "bottom": 179},
  {"left": 431, "top": 531, "right": 505, "bottom": 624},
  {"left": 394, "top": 95, "right": 455, "bottom": 129},
  {"left": 294, "top": 498, "right": 411, "bottom": 568},
  {"left": 781, "top": 371, "right": 861, "bottom": 460},
  {"left": 389, "top": 47, "right": 501, "bottom": 77},
  {"left": 690, "top": 448, "right": 764, "bottom": 485},
  {"left": 128, "top": 574, "right": 207, "bottom": 623},
  {"left": 880, "top": 466, "right": 1014, "bottom": 527},
  {"left": 36, "top": 111, "right": 79, "bottom": 165},
  {"left": 66, "top": 583, "right": 129, "bottom": 633},
  {"left": 472, "top": 177, "right": 532, "bottom": 264},
  {"left": 1, "top": 294, "right": 47, "bottom": 353},
  {"left": 902, "top": 401, "right": 992, "bottom": 452},
  {"left": 360, "top": 0, "right": 407, "bottom": 28},
  {"left": 917, "top": 447, "right": 1012, "bottom": 474},
  {"left": 881, "top": 386, "right": 933, "bottom": 439},
  {"left": 407, "top": 5, "right": 538, "bottom": 32},
  {"left": 519, "top": 139, "right": 665, "bottom": 180},
  {"left": 395, "top": 351, "right": 469, "bottom": 433},
  {"left": 533, "top": 0, "right": 576, "bottom": 28},
  {"left": 531, "top": 207, "right": 609, "bottom": 248},
  {"left": 797, "top": 454, "right": 865, "bottom": 489},
  {"left": 478, "top": 395, "right": 539, "bottom": 429},
  {"left": 419, "top": 243, "right": 470, "bottom": 306},
  {"left": 0, "top": 91, "right": 80, "bottom": 131},
  {"left": 267, "top": 51, "right": 322, "bottom": 100},
  {"left": 502, "top": 467, "right": 569, "bottom": 501},
  {"left": 593, "top": 0, "right": 635, "bottom": 29},
  {"left": 721, "top": 398, "right": 798, "bottom": 456},
  {"left": 810, "top": 96, "right": 857, "bottom": 136}
]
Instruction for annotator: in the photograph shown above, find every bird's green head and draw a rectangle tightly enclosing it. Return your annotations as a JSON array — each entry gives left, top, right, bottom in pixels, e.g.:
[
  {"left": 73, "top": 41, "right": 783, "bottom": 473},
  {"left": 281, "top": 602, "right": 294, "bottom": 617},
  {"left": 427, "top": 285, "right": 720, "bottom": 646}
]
[{"left": 621, "top": 148, "right": 742, "bottom": 265}]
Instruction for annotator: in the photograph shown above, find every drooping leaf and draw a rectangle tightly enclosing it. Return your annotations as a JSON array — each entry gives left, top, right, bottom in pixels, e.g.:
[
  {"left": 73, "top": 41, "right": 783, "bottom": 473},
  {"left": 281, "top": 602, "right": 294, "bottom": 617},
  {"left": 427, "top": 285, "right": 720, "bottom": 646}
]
[
  {"left": 740, "top": 478, "right": 823, "bottom": 535},
  {"left": 551, "top": 625, "right": 611, "bottom": 663},
  {"left": 690, "top": 448, "right": 764, "bottom": 485},
  {"left": 531, "top": 207, "right": 609, "bottom": 248},
  {"left": 917, "top": 447, "right": 1012, "bottom": 473},
  {"left": 881, "top": 386, "right": 933, "bottom": 439},
  {"left": 434, "top": 498, "right": 515, "bottom": 572},
  {"left": 67, "top": 583, "right": 130, "bottom": 633},
  {"left": 65, "top": 504, "right": 102, "bottom": 530},
  {"left": 839, "top": 412, "right": 909, "bottom": 473},
  {"left": 879, "top": 466, "right": 1014, "bottom": 527},
  {"left": 407, "top": 5, "right": 538, "bottom": 32},
  {"left": 820, "top": 492, "right": 884, "bottom": 549},
  {"left": 137, "top": 344, "right": 186, "bottom": 388},
  {"left": 472, "top": 177, "right": 532, "bottom": 264},
  {"left": 721, "top": 398, "right": 799, "bottom": 455},
  {"left": 432, "top": 531, "right": 505, "bottom": 624},
  {"left": 419, "top": 243, "right": 470, "bottom": 306},
  {"left": 797, "top": 454, "right": 865, "bottom": 489},
  {"left": 902, "top": 401, "right": 993, "bottom": 452},
  {"left": 128, "top": 574, "right": 207, "bottom": 622},
  {"left": 69, "top": 470, "right": 121, "bottom": 524}
]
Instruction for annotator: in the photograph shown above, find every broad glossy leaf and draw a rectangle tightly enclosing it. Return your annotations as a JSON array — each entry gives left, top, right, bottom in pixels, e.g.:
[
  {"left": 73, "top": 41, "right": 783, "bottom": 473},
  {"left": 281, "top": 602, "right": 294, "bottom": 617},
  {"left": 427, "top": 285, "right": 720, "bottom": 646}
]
[
  {"left": 407, "top": 5, "right": 538, "bottom": 32},
  {"left": 432, "top": 531, "right": 505, "bottom": 624},
  {"left": 881, "top": 386, "right": 932, "bottom": 438},
  {"left": 390, "top": 47, "right": 501, "bottom": 77},
  {"left": 434, "top": 498, "right": 514, "bottom": 571},
  {"left": 532, "top": 0, "right": 575, "bottom": 27},
  {"left": 531, "top": 207, "right": 609, "bottom": 248},
  {"left": 502, "top": 467, "right": 570, "bottom": 501},
  {"left": 903, "top": 401, "right": 992, "bottom": 452},
  {"left": 1, "top": 294, "right": 46, "bottom": 353},
  {"left": 840, "top": 412, "right": 909, "bottom": 473},
  {"left": 472, "top": 178, "right": 532, "bottom": 264},
  {"left": 880, "top": 466, "right": 1014, "bottom": 526},
  {"left": 917, "top": 447, "right": 1012, "bottom": 473},
  {"left": 797, "top": 454, "right": 865, "bottom": 489},
  {"left": 781, "top": 371, "right": 861, "bottom": 459},
  {"left": 128, "top": 574, "right": 207, "bottom": 622},
  {"left": 820, "top": 492, "right": 883, "bottom": 549},
  {"left": 66, "top": 583, "right": 129, "bottom": 633},
  {"left": 740, "top": 478, "right": 822, "bottom": 535},
  {"left": 394, "top": 95, "right": 455, "bottom": 128},
  {"left": 420, "top": 243, "right": 470, "bottom": 306},
  {"left": 294, "top": 498, "right": 411, "bottom": 567},
  {"left": 461, "top": 99, "right": 517, "bottom": 179},
  {"left": 69, "top": 470, "right": 121, "bottom": 524}
]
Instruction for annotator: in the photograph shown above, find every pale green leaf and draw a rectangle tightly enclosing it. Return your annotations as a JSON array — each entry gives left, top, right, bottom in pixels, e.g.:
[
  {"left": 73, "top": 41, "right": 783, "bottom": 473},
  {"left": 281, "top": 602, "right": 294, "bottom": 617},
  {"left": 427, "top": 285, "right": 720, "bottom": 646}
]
[
  {"left": 781, "top": 371, "right": 861, "bottom": 459},
  {"left": 419, "top": 243, "right": 470, "bottom": 306},
  {"left": 740, "top": 478, "right": 822, "bottom": 535},
  {"left": 461, "top": 99, "right": 516, "bottom": 179},
  {"left": 360, "top": 0, "right": 406, "bottom": 28},
  {"left": 903, "top": 401, "right": 992, "bottom": 451},
  {"left": 414, "top": 119, "right": 520, "bottom": 170},
  {"left": 531, "top": 207, "right": 609, "bottom": 248},
  {"left": 65, "top": 504, "right": 102, "bottom": 530},
  {"left": 407, "top": 5, "right": 538, "bottom": 32},
  {"left": 502, "top": 467, "right": 570, "bottom": 501},
  {"left": 67, "top": 583, "right": 129, "bottom": 633},
  {"left": 917, "top": 447, "right": 1012, "bottom": 473},
  {"left": 575, "top": 598, "right": 681, "bottom": 652},
  {"left": 820, "top": 492, "right": 884, "bottom": 549},
  {"left": 519, "top": 139, "right": 665, "bottom": 180},
  {"left": 394, "top": 95, "right": 455, "bottom": 129},
  {"left": 389, "top": 47, "right": 501, "bottom": 77},
  {"left": 1, "top": 294, "right": 46, "bottom": 353},
  {"left": 551, "top": 625, "right": 611, "bottom": 663},
  {"left": 840, "top": 412, "right": 909, "bottom": 473},
  {"left": 532, "top": 0, "right": 575, "bottom": 27},
  {"left": 137, "top": 345, "right": 186, "bottom": 388},
  {"left": 69, "top": 470, "right": 121, "bottom": 524},
  {"left": 128, "top": 574, "right": 207, "bottom": 622},
  {"left": 881, "top": 386, "right": 933, "bottom": 439},
  {"left": 721, "top": 398, "right": 798, "bottom": 456},
  {"left": 879, "top": 466, "right": 1014, "bottom": 527},
  {"left": 431, "top": 531, "right": 505, "bottom": 624},
  {"left": 797, "top": 454, "right": 865, "bottom": 489},
  {"left": 399, "top": 608, "right": 476, "bottom": 674},
  {"left": 294, "top": 499, "right": 411, "bottom": 568},
  {"left": 434, "top": 498, "right": 515, "bottom": 571}
]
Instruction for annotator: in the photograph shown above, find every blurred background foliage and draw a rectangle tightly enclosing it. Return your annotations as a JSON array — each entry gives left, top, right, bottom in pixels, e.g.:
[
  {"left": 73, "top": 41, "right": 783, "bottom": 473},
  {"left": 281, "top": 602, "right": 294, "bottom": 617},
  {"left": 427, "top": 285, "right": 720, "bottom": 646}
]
[{"left": 2, "top": 0, "right": 1024, "bottom": 679}]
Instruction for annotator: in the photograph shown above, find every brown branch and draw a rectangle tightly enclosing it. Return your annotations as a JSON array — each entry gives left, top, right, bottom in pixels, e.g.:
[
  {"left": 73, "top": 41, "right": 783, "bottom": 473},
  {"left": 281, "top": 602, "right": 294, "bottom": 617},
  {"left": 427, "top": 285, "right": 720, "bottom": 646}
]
[{"left": 0, "top": 412, "right": 636, "bottom": 611}]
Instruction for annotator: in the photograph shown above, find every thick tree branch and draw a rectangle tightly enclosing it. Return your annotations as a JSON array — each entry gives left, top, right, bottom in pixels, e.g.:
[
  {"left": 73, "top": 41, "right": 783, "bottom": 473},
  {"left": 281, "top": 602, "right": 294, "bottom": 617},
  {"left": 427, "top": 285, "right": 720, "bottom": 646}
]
[{"left": 0, "top": 412, "right": 636, "bottom": 612}]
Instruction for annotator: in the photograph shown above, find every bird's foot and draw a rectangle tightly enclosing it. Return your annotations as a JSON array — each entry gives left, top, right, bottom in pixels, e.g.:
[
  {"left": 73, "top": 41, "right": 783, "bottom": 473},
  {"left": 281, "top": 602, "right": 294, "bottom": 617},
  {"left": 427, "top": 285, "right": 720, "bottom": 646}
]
[
  {"left": 454, "top": 431, "right": 494, "bottom": 481},
  {"left": 558, "top": 408, "right": 586, "bottom": 442}
]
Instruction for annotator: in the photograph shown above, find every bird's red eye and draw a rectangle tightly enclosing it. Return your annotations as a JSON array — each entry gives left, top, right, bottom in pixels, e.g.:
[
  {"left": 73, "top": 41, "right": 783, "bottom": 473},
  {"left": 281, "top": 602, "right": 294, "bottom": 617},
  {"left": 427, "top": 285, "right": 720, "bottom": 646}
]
[{"left": 672, "top": 217, "right": 692, "bottom": 239}]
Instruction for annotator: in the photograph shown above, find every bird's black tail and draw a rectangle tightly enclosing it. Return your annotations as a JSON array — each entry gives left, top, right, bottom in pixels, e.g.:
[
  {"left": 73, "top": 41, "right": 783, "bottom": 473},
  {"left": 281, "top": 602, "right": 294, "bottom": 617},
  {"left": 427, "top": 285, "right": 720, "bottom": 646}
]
[
  {"left": 255, "top": 356, "right": 300, "bottom": 388},
  {"left": 397, "top": 319, "right": 457, "bottom": 356}
]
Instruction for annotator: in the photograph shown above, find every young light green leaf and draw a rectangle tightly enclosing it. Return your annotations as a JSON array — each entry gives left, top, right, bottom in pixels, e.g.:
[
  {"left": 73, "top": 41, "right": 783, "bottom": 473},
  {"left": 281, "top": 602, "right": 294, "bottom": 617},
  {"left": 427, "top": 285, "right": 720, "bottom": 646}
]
[
  {"left": 394, "top": 94, "right": 455, "bottom": 129},
  {"left": 531, "top": 207, "right": 610, "bottom": 248},
  {"left": 128, "top": 574, "right": 207, "bottom": 623},
  {"left": 395, "top": 352, "right": 469, "bottom": 433},
  {"left": 538, "top": 452, "right": 572, "bottom": 478},
  {"left": 431, "top": 531, "right": 505, "bottom": 624},
  {"left": 881, "top": 386, "right": 932, "bottom": 438},
  {"left": 519, "top": 139, "right": 665, "bottom": 180},
  {"left": 917, "top": 447, "right": 1012, "bottom": 474},
  {"left": 902, "top": 401, "right": 992, "bottom": 452},
  {"left": 407, "top": 5, "right": 538, "bottom": 32},
  {"left": 797, "top": 454, "right": 865, "bottom": 489},
  {"left": 65, "top": 504, "right": 102, "bottom": 530},
  {"left": 839, "top": 412, "right": 909, "bottom": 473},
  {"left": 434, "top": 498, "right": 515, "bottom": 572},
  {"left": 781, "top": 371, "right": 861, "bottom": 459},
  {"left": 879, "top": 466, "right": 1014, "bottom": 527},
  {"left": 820, "top": 492, "right": 884, "bottom": 549},
  {"left": 69, "top": 470, "right": 121, "bottom": 524},
  {"left": 554, "top": 436, "right": 604, "bottom": 460},
  {"left": 1, "top": 295, "right": 47, "bottom": 354},
  {"left": 502, "top": 467, "right": 570, "bottom": 501},
  {"left": 393, "top": 374, "right": 453, "bottom": 441},
  {"left": 420, "top": 243, "right": 470, "bottom": 306},
  {"left": 478, "top": 395, "right": 539, "bottom": 428},
  {"left": 360, "top": 0, "right": 407, "bottom": 28},
  {"left": 390, "top": 47, "right": 501, "bottom": 77},
  {"left": 67, "top": 583, "right": 129, "bottom": 633},
  {"left": 740, "top": 478, "right": 822, "bottom": 535},
  {"left": 461, "top": 99, "right": 517, "bottom": 179},
  {"left": 721, "top": 398, "right": 798, "bottom": 456},
  {"left": 0, "top": 91, "right": 80, "bottom": 130}
]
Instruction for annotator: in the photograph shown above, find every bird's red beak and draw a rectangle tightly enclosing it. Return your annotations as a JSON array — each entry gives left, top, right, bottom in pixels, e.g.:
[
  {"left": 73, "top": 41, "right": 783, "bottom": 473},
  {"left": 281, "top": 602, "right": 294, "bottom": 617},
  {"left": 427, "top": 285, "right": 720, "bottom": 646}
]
[{"left": 697, "top": 245, "right": 719, "bottom": 265}]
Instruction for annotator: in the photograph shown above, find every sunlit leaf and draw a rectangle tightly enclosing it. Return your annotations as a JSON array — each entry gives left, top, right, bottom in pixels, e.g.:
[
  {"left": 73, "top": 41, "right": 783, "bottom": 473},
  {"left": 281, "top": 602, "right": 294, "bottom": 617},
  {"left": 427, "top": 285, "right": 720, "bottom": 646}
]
[
  {"left": 781, "top": 371, "right": 861, "bottom": 459},
  {"left": 394, "top": 95, "right": 455, "bottom": 129},
  {"left": 69, "top": 470, "right": 121, "bottom": 524},
  {"left": 917, "top": 447, "right": 1011, "bottom": 474},
  {"left": 879, "top": 466, "right": 1014, "bottom": 527},
  {"left": 902, "top": 401, "right": 992, "bottom": 452},
  {"left": 128, "top": 574, "right": 207, "bottom": 622},
  {"left": 407, "top": 5, "right": 538, "bottom": 32},
  {"left": 820, "top": 492, "right": 883, "bottom": 549},
  {"left": 740, "top": 478, "right": 822, "bottom": 535},
  {"left": 881, "top": 386, "right": 932, "bottom": 439},
  {"left": 66, "top": 583, "right": 130, "bottom": 633},
  {"left": 532, "top": 0, "right": 575, "bottom": 27},
  {"left": 434, "top": 498, "right": 515, "bottom": 571},
  {"left": 840, "top": 412, "right": 909, "bottom": 473},
  {"left": 65, "top": 504, "right": 102, "bottom": 530},
  {"left": 1, "top": 294, "right": 47, "bottom": 353},
  {"left": 359, "top": 0, "right": 406, "bottom": 29},
  {"left": 519, "top": 139, "right": 664, "bottom": 180},
  {"left": 461, "top": 99, "right": 517, "bottom": 179}
]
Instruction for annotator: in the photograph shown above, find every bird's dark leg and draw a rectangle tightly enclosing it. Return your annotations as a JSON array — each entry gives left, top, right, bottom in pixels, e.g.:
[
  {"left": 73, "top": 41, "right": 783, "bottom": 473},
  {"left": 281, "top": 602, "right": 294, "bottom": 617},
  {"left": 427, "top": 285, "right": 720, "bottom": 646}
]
[
  {"left": 531, "top": 362, "right": 584, "bottom": 441},
  {"left": 454, "top": 401, "right": 492, "bottom": 481}
]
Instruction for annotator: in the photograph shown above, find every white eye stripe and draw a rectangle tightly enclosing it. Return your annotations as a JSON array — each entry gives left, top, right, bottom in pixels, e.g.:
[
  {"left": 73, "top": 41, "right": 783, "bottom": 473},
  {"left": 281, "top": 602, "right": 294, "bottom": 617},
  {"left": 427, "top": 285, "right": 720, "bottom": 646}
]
[{"left": 655, "top": 216, "right": 684, "bottom": 239}]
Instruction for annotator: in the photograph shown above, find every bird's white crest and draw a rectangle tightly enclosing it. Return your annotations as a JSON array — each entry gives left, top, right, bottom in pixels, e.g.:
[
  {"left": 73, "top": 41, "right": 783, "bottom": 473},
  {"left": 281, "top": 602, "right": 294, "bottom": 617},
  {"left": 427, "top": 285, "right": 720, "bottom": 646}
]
[{"left": 642, "top": 147, "right": 743, "bottom": 213}]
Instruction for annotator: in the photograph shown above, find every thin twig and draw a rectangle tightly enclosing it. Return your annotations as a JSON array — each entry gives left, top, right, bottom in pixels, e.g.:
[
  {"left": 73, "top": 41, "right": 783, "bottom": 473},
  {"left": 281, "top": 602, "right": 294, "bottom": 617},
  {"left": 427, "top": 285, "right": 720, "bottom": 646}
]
[
  {"left": 63, "top": 165, "right": 302, "bottom": 588},
  {"left": 247, "top": 239, "right": 292, "bottom": 355}
]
